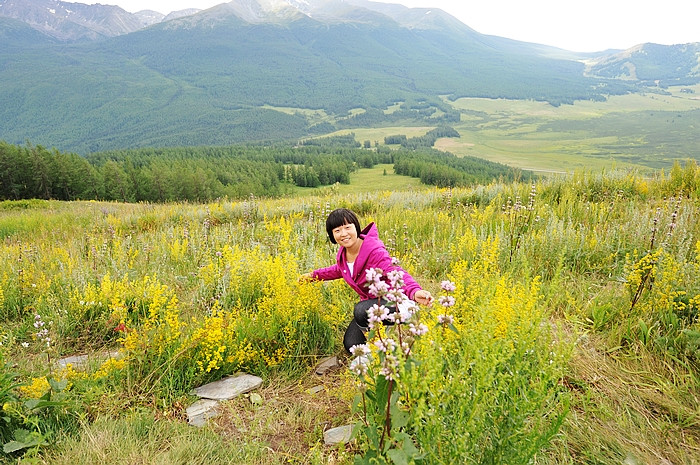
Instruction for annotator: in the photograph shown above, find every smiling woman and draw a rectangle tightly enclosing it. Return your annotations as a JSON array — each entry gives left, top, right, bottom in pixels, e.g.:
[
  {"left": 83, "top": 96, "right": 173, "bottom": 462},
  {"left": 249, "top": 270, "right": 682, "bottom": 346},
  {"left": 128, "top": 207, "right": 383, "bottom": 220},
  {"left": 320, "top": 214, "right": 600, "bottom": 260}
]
[{"left": 302, "top": 208, "right": 434, "bottom": 352}]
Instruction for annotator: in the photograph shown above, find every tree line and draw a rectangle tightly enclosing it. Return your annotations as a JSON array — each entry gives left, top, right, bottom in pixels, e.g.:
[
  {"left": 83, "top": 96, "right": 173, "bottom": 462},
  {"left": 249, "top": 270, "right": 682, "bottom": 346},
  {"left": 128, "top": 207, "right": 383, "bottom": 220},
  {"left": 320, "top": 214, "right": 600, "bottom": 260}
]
[
  {"left": 0, "top": 142, "right": 392, "bottom": 202},
  {"left": 393, "top": 150, "right": 532, "bottom": 188},
  {"left": 0, "top": 141, "right": 524, "bottom": 202}
]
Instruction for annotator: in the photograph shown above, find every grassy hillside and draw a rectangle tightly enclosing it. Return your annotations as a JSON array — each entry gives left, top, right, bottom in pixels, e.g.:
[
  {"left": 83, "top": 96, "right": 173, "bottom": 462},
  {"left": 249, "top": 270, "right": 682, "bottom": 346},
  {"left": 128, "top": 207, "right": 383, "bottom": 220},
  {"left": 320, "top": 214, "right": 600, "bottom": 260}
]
[
  {"left": 0, "top": 9, "right": 628, "bottom": 154},
  {"left": 1, "top": 162, "right": 699, "bottom": 463}
]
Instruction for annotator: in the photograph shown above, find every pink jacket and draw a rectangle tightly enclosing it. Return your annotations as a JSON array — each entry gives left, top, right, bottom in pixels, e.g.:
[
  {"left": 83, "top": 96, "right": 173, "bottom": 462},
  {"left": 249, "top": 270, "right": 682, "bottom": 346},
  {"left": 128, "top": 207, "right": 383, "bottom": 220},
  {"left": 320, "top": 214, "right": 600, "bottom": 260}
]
[{"left": 311, "top": 222, "right": 422, "bottom": 300}]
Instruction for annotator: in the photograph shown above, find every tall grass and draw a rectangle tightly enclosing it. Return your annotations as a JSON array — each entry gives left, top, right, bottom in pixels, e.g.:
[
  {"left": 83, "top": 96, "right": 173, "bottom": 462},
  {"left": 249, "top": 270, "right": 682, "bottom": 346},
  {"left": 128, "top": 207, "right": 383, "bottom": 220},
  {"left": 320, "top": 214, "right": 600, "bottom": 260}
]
[{"left": 1, "top": 163, "right": 699, "bottom": 463}]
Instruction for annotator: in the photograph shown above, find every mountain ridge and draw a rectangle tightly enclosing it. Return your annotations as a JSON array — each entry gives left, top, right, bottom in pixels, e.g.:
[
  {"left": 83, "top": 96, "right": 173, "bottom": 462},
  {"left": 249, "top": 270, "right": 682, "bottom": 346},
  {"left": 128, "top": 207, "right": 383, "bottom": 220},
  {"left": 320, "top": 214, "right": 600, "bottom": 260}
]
[{"left": 1, "top": 0, "right": 699, "bottom": 154}]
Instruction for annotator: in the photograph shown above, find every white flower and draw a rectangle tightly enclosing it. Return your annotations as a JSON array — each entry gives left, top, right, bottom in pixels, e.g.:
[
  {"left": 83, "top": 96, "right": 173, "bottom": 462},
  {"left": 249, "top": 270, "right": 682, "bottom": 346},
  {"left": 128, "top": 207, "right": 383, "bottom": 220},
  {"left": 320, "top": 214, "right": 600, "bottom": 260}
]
[
  {"left": 408, "top": 323, "right": 428, "bottom": 337},
  {"left": 386, "top": 270, "right": 404, "bottom": 289},
  {"left": 368, "top": 280, "right": 389, "bottom": 298},
  {"left": 374, "top": 338, "right": 397, "bottom": 353},
  {"left": 349, "top": 344, "right": 371, "bottom": 357},
  {"left": 367, "top": 304, "right": 390, "bottom": 329},
  {"left": 349, "top": 355, "right": 371, "bottom": 376}
]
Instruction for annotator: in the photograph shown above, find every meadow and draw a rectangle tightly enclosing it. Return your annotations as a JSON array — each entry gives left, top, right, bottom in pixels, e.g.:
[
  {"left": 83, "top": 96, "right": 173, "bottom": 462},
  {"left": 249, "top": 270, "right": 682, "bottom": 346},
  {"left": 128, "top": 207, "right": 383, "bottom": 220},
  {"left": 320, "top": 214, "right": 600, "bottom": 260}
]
[
  {"left": 1, "top": 162, "right": 699, "bottom": 464},
  {"left": 317, "top": 84, "right": 700, "bottom": 175}
]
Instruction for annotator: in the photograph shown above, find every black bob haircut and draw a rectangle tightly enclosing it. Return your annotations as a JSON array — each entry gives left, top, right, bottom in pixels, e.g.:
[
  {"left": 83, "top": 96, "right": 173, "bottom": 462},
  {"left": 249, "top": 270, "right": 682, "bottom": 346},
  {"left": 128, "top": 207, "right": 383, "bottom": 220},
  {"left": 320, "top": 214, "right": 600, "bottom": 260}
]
[{"left": 325, "top": 208, "right": 362, "bottom": 244}]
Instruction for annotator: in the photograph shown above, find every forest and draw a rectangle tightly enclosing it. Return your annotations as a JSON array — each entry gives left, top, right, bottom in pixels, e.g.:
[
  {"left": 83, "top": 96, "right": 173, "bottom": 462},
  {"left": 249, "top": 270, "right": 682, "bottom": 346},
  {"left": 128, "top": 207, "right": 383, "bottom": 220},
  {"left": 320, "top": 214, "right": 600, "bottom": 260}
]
[{"left": 0, "top": 141, "right": 526, "bottom": 202}]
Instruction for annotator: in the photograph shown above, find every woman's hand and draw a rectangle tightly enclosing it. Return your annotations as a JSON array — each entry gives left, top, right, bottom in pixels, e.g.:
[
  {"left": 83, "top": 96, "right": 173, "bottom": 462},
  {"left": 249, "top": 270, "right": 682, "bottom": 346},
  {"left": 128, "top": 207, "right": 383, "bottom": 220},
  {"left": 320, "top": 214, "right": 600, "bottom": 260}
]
[
  {"left": 298, "top": 272, "right": 314, "bottom": 283},
  {"left": 413, "top": 289, "right": 434, "bottom": 307}
]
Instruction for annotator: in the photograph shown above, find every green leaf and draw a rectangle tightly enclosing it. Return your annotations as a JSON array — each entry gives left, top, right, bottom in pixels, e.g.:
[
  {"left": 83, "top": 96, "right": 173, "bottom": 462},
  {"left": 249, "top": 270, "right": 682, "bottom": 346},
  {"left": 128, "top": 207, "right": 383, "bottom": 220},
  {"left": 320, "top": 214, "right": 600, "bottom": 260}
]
[
  {"left": 390, "top": 404, "right": 409, "bottom": 429},
  {"left": 376, "top": 376, "right": 390, "bottom": 411},
  {"left": 3, "top": 429, "right": 45, "bottom": 453},
  {"left": 24, "top": 398, "right": 66, "bottom": 411},
  {"left": 387, "top": 448, "right": 409, "bottom": 465},
  {"left": 47, "top": 377, "right": 68, "bottom": 393},
  {"left": 394, "top": 432, "right": 420, "bottom": 457},
  {"left": 352, "top": 393, "right": 364, "bottom": 414}
]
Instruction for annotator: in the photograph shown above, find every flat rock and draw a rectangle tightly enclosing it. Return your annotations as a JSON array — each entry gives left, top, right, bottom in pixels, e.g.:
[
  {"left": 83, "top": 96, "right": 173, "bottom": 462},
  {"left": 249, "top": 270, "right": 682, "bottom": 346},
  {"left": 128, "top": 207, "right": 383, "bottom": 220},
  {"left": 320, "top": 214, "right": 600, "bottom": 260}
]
[
  {"left": 192, "top": 373, "right": 263, "bottom": 400},
  {"left": 315, "top": 356, "right": 340, "bottom": 375},
  {"left": 306, "top": 385, "right": 325, "bottom": 395},
  {"left": 56, "top": 351, "right": 121, "bottom": 369},
  {"left": 324, "top": 424, "right": 354, "bottom": 445},
  {"left": 186, "top": 398, "right": 221, "bottom": 427}
]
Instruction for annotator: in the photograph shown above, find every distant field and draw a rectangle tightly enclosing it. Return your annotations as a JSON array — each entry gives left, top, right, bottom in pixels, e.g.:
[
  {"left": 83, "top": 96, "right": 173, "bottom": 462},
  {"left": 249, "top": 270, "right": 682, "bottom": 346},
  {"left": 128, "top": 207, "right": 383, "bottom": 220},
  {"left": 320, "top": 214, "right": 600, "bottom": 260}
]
[
  {"left": 262, "top": 85, "right": 700, "bottom": 174},
  {"left": 440, "top": 86, "right": 700, "bottom": 173},
  {"left": 322, "top": 127, "right": 436, "bottom": 146},
  {"left": 292, "top": 85, "right": 700, "bottom": 174},
  {"left": 293, "top": 163, "right": 424, "bottom": 196}
]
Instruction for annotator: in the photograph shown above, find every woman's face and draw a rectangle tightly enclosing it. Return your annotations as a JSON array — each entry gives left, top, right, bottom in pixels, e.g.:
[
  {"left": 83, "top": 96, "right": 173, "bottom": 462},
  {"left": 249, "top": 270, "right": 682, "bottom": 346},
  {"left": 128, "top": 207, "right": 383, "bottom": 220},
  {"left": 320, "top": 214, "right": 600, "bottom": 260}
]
[{"left": 332, "top": 222, "right": 359, "bottom": 249}]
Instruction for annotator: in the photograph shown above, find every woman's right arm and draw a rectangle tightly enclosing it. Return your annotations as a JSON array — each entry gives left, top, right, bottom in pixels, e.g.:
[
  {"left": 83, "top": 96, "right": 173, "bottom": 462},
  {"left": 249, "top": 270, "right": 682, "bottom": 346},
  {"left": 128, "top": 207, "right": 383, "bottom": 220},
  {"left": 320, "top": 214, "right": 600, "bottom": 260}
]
[{"left": 307, "top": 264, "right": 343, "bottom": 281}]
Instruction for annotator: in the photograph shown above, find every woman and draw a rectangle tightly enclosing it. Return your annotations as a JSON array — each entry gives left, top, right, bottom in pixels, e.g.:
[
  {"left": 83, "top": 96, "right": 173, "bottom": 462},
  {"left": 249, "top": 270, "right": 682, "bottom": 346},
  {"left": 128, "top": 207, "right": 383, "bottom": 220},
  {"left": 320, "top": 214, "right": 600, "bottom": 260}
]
[{"left": 302, "top": 208, "right": 433, "bottom": 352}]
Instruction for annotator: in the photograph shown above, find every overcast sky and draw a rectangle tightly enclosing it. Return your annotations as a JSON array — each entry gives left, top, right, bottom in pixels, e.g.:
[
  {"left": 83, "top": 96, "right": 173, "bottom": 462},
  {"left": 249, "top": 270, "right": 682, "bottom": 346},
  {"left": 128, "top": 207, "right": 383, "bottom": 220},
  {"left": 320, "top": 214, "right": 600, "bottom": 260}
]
[{"left": 100, "top": 0, "right": 700, "bottom": 53}]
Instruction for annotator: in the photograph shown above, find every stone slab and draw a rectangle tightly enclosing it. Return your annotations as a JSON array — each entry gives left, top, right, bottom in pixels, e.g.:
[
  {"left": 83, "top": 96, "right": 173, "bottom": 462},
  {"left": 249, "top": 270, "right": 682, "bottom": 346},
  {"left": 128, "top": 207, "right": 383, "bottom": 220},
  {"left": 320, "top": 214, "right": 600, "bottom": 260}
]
[
  {"left": 56, "top": 350, "right": 121, "bottom": 369},
  {"left": 324, "top": 424, "right": 354, "bottom": 445},
  {"left": 186, "top": 398, "right": 221, "bottom": 427},
  {"left": 306, "top": 385, "right": 325, "bottom": 395},
  {"left": 315, "top": 356, "right": 339, "bottom": 375},
  {"left": 192, "top": 373, "right": 263, "bottom": 400}
]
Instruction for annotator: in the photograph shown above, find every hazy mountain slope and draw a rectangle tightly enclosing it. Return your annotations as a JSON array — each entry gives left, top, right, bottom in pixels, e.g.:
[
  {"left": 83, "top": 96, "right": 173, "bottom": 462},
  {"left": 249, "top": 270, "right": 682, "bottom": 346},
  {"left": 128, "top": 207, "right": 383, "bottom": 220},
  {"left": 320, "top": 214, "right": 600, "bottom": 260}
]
[
  {"left": 2, "top": 0, "right": 696, "bottom": 154},
  {"left": 585, "top": 42, "right": 700, "bottom": 85},
  {"left": 0, "top": 2, "right": 627, "bottom": 153},
  {"left": 0, "top": 0, "right": 144, "bottom": 40}
]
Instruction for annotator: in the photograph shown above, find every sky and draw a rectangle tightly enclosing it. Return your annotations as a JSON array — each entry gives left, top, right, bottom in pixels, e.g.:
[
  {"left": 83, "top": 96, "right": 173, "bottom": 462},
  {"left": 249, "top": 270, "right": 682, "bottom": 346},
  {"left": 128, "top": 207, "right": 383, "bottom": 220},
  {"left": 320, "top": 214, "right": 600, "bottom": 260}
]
[{"left": 100, "top": 0, "right": 700, "bottom": 53}]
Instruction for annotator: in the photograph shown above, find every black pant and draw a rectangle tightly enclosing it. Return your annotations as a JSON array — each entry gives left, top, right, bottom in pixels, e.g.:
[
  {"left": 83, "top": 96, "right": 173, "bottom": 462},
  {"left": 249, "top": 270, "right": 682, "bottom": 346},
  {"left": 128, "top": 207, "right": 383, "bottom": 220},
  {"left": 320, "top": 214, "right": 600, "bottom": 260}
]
[{"left": 343, "top": 298, "right": 392, "bottom": 352}]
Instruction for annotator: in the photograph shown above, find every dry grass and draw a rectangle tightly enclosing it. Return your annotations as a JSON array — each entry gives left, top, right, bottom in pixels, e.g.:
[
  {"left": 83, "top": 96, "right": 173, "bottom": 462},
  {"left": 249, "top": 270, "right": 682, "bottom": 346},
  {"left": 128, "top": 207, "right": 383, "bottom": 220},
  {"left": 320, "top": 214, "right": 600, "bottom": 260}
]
[{"left": 552, "top": 332, "right": 700, "bottom": 465}]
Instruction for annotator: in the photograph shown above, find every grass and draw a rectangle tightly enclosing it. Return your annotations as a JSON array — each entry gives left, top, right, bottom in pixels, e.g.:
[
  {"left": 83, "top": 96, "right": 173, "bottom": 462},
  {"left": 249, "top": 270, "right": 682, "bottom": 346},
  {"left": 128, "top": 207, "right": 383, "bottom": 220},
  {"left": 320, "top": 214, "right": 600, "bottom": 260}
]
[
  {"left": 2, "top": 163, "right": 699, "bottom": 464},
  {"left": 45, "top": 372, "right": 356, "bottom": 465},
  {"left": 439, "top": 90, "right": 700, "bottom": 173},
  {"left": 292, "top": 164, "right": 425, "bottom": 197},
  {"left": 258, "top": 84, "right": 700, "bottom": 175},
  {"left": 552, "top": 332, "right": 700, "bottom": 464}
]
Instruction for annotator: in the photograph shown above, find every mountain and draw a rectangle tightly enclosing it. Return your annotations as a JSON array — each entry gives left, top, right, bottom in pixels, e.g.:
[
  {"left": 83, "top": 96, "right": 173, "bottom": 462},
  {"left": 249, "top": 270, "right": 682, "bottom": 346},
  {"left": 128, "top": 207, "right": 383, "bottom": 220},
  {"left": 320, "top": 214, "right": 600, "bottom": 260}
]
[
  {"left": 584, "top": 42, "right": 700, "bottom": 86},
  {"left": 0, "top": 0, "right": 698, "bottom": 154},
  {"left": 0, "top": 0, "right": 144, "bottom": 41},
  {"left": 0, "top": 0, "right": 200, "bottom": 41}
]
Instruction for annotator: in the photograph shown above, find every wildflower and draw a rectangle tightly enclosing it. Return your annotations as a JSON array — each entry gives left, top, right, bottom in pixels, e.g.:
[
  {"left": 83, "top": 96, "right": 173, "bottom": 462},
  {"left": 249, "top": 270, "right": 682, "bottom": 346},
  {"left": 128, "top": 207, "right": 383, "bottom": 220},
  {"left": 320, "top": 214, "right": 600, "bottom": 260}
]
[
  {"left": 391, "top": 257, "right": 401, "bottom": 266},
  {"left": 367, "top": 304, "right": 390, "bottom": 329},
  {"left": 437, "top": 314, "right": 454, "bottom": 325},
  {"left": 21, "top": 342, "right": 29, "bottom": 348},
  {"left": 365, "top": 267, "right": 382, "bottom": 283},
  {"left": 349, "top": 344, "right": 371, "bottom": 357},
  {"left": 349, "top": 344, "right": 372, "bottom": 377},
  {"left": 408, "top": 323, "right": 428, "bottom": 337},
  {"left": 114, "top": 322, "right": 127, "bottom": 332},
  {"left": 386, "top": 270, "right": 405, "bottom": 289},
  {"left": 439, "top": 295, "right": 456, "bottom": 307},
  {"left": 350, "top": 355, "right": 371, "bottom": 376},
  {"left": 384, "top": 288, "right": 408, "bottom": 304},
  {"left": 379, "top": 353, "right": 400, "bottom": 380},
  {"left": 374, "top": 338, "right": 397, "bottom": 353},
  {"left": 440, "top": 280, "right": 456, "bottom": 292},
  {"left": 368, "top": 280, "right": 390, "bottom": 298}
]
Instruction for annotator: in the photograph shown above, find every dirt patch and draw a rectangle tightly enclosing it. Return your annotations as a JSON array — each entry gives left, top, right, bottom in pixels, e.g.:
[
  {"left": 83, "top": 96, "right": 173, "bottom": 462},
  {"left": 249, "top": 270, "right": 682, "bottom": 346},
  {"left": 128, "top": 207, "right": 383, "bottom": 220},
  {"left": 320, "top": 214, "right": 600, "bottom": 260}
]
[{"left": 210, "top": 366, "right": 358, "bottom": 459}]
